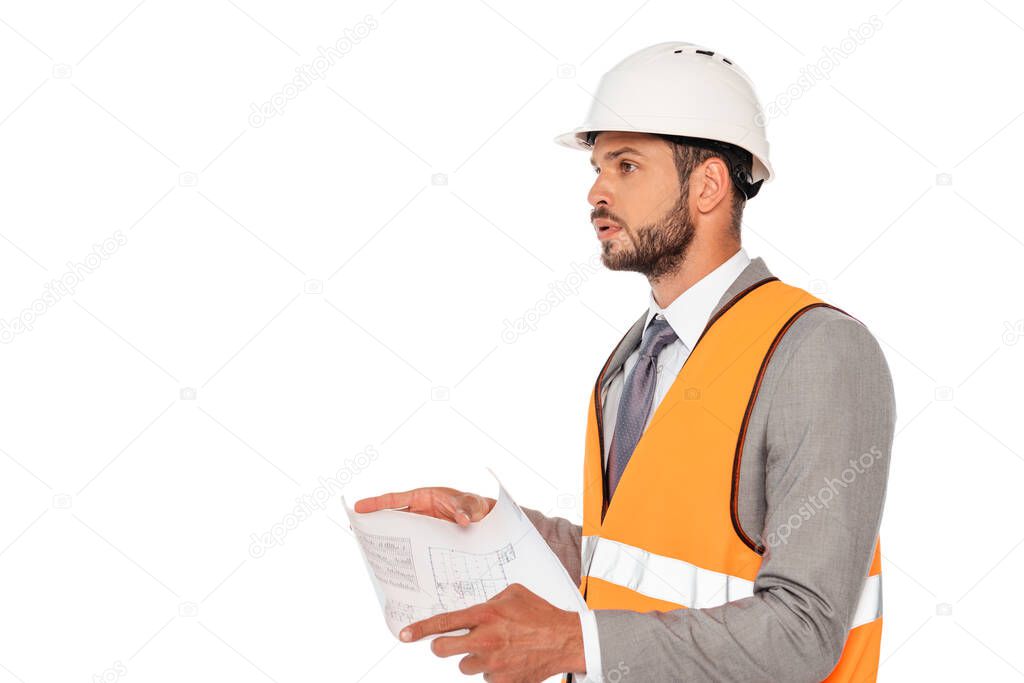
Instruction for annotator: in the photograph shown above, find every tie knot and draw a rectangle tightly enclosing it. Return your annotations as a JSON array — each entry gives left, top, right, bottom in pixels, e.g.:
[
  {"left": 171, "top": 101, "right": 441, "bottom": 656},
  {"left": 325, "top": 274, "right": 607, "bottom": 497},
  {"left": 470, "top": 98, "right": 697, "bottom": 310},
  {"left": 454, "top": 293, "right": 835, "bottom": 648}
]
[{"left": 639, "top": 316, "right": 678, "bottom": 359}]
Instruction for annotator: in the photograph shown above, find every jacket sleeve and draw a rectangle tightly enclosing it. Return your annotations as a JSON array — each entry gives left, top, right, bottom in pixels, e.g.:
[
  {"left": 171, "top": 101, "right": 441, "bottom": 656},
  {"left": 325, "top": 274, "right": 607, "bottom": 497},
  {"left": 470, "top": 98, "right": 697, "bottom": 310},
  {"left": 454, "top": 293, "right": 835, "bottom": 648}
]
[
  {"left": 589, "top": 316, "right": 897, "bottom": 682},
  {"left": 519, "top": 506, "right": 583, "bottom": 586}
]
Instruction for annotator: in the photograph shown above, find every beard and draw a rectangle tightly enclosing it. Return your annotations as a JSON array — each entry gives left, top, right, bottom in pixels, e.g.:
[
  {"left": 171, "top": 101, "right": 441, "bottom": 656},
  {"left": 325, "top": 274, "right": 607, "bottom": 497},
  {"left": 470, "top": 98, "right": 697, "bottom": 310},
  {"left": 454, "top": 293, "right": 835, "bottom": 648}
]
[{"left": 600, "top": 191, "right": 696, "bottom": 280}]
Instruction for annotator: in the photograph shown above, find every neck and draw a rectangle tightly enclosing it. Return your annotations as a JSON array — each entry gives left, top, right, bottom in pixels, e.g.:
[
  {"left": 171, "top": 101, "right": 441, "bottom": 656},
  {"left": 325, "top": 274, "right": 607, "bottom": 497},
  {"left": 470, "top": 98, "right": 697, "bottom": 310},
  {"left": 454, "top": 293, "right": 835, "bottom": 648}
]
[{"left": 650, "top": 238, "right": 741, "bottom": 309}]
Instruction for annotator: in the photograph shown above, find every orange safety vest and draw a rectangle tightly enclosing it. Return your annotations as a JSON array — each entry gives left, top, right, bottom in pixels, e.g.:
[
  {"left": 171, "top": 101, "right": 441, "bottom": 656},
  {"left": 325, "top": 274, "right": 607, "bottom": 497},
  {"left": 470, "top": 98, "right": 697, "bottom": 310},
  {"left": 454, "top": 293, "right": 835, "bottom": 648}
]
[{"left": 576, "top": 277, "right": 882, "bottom": 682}]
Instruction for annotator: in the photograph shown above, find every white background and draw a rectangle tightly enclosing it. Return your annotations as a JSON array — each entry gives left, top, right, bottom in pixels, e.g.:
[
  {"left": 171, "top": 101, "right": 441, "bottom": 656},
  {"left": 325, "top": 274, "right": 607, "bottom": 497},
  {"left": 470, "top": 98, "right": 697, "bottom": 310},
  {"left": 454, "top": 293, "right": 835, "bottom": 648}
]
[{"left": 1, "top": 1, "right": 1022, "bottom": 681}]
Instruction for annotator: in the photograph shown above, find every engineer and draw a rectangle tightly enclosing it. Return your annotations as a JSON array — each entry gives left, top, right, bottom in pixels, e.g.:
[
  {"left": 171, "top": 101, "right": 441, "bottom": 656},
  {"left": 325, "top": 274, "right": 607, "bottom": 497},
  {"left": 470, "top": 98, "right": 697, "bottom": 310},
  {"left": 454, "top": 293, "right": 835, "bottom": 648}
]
[{"left": 355, "top": 41, "right": 896, "bottom": 683}]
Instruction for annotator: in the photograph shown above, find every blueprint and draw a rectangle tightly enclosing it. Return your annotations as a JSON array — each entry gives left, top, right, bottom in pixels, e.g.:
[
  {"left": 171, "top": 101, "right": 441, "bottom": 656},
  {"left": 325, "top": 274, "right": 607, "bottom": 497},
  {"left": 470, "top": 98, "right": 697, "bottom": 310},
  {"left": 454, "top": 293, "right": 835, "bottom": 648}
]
[{"left": 343, "top": 472, "right": 587, "bottom": 639}]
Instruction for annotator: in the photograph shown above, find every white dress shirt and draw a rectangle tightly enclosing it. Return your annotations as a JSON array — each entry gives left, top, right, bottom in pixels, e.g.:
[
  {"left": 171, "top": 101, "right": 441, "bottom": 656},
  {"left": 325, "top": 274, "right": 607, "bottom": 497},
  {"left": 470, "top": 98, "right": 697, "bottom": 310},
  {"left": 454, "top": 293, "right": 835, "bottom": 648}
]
[{"left": 573, "top": 246, "right": 751, "bottom": 682}]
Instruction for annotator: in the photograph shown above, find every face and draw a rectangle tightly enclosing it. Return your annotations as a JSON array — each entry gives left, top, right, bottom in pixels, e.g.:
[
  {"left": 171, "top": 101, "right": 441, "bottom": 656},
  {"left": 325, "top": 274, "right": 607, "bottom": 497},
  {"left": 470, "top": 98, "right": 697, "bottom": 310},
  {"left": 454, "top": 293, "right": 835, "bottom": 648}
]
[{"left": 587, "top": 131, "right": 696, "bottom": 280}]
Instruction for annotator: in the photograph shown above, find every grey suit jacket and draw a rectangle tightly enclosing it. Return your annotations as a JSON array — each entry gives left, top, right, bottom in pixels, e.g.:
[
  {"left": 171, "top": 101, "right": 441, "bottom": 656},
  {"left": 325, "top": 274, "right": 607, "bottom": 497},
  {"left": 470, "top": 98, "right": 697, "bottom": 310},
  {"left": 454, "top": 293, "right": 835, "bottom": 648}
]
[{"left": 522, "top": 255, "right": 897, "bottom": 682}]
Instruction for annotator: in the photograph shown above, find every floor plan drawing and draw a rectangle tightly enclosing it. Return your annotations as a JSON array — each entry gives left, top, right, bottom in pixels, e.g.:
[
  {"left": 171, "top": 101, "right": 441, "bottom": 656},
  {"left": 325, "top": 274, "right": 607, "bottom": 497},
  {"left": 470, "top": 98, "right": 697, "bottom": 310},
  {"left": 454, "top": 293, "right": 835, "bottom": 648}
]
[{"left": 429, "top": 543, "right": 516, "bottom": 609}]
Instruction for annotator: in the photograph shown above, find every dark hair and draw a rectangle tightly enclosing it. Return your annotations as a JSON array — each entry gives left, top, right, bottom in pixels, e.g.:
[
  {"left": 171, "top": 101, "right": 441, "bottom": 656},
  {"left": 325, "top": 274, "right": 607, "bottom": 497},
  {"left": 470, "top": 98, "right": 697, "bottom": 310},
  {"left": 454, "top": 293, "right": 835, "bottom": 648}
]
[{"left": 658, "top": 135, "right": 748, "bottom": 240}]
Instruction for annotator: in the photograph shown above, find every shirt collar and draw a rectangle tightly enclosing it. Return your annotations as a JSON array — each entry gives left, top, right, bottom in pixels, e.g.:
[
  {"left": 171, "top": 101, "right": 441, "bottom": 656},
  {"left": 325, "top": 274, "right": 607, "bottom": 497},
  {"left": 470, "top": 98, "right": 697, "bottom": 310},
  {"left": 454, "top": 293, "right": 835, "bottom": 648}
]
[{"left": 643, "top": 246, "right": 751, "bottom": 350}]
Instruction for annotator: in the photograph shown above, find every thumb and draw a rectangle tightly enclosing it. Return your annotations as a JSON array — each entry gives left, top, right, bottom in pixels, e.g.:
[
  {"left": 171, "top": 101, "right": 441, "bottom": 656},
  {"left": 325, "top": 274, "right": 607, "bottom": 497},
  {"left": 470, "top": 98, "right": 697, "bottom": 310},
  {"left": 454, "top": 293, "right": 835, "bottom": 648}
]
[{"left": 454, "top": 494, "right": 490, "bottom": 525}]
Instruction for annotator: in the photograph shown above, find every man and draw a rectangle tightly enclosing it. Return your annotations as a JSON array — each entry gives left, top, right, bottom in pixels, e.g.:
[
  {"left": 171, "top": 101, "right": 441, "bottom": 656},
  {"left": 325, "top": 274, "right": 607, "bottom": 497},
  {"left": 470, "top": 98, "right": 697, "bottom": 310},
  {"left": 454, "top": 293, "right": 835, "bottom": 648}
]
[{"left": 355, "top": 42, "right": 895, "bottom": 682}]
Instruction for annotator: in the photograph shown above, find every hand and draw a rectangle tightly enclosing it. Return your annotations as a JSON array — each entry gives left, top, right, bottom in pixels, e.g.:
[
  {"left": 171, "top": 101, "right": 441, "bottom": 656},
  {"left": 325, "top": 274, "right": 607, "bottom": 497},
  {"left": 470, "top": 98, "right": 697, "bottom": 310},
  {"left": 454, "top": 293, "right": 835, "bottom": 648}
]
[
  {"left": 353, "top": 486, "right": 496, "bottom": 527},
  {"left": 399, "top": 583, "right": 585, "bottom": 682}
]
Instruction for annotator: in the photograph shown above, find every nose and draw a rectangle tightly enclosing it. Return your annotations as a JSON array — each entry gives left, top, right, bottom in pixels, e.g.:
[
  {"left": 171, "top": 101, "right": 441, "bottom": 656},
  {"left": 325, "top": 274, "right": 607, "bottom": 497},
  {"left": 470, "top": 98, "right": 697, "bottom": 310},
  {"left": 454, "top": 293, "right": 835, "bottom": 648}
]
[{"left": 588, "top": 171, "right": 613, "bottom": 210}]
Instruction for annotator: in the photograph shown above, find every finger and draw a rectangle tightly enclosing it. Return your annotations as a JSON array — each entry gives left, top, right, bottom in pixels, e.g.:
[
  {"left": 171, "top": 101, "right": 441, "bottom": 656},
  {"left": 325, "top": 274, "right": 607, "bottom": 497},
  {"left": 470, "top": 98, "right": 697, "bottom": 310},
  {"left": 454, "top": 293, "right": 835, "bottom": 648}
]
[
  {"left": 353, "top": 491, "right": 413, "bottom": 513},
  {"left": 430, "top": 492, "right": 469, "bottom": 526},
  {"left": 450, "top": 494, "right": 490, "bottom": 526},
  {"left": 400, "top": 606, "right": 480, "bottom": 642},
  {"left": 452, "top": 500, "right": 473, "bottom": 527},
  {"left": 459, "top": 654, "right": 487, "bottom": 676},
  {"left": 430, "top": 492, "right": 466, "bottom": 525},
  {"left": 429, "top": 633, "right": 474, "bottom": 658}
]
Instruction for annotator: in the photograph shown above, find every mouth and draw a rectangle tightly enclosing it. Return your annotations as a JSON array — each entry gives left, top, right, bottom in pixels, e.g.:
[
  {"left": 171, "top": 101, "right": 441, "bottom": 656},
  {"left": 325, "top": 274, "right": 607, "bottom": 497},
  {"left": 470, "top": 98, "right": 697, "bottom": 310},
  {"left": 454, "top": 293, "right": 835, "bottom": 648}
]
[{"left": 594, "top": 222, "right": 623, "bottom": 240}]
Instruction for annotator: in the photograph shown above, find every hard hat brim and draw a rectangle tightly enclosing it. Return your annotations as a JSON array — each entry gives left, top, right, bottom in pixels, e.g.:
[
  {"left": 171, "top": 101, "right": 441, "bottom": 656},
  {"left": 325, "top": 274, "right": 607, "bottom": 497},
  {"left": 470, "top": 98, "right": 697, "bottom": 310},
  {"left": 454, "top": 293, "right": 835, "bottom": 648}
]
[{"left": 552, "top": 129, "right": 591, "bottom": 151}]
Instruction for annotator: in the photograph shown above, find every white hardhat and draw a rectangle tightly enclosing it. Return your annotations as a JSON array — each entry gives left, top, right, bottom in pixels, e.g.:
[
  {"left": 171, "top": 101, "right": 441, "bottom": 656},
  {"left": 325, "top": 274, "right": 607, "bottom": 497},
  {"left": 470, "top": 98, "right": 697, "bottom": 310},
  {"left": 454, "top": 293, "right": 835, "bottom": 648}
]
[{"left": 554, "top": 41, "right": 773, "bottom": 198}]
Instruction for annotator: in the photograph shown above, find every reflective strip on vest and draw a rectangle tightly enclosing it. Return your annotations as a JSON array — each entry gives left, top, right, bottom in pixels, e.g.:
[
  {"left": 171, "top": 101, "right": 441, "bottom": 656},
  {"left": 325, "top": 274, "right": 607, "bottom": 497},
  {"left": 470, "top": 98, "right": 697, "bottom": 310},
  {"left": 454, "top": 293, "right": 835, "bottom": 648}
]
[
  {"left": 852, "top": 573, "right": 883, "bottom": 628},
  {"left": 583, "top": 536, "right": 882, "bottom": 628}
]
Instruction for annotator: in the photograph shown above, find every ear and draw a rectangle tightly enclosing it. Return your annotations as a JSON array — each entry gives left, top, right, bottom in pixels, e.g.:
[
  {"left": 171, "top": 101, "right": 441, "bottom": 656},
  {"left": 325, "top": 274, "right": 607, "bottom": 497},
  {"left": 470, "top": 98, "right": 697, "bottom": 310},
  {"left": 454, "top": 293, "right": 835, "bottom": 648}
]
[{"left": 694, "top": 157, "right": 731, "bottom": 216}]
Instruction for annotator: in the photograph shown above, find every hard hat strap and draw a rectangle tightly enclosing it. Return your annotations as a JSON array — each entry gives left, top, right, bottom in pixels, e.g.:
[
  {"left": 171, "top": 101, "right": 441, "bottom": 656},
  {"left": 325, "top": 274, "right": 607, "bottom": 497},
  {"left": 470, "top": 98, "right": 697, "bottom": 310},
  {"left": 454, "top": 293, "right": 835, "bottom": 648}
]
[{"left": 656, "top": 134, "right": 763, "bottom": 200}]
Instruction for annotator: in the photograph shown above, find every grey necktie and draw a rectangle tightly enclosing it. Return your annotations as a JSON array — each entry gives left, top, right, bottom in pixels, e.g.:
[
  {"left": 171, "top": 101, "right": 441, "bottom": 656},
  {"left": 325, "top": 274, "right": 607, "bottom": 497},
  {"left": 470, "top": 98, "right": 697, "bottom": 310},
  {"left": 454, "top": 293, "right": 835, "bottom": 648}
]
[{"left": 606, "top": 315, "right": 679, "bottom": 501}]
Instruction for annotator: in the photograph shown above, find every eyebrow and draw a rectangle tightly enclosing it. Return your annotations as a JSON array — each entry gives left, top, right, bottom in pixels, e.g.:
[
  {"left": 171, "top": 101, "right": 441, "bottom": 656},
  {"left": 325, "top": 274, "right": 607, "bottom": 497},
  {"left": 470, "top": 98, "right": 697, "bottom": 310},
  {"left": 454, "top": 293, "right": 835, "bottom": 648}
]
[{"left": 590, "top": 146, "right": 646, "bottom": 167}]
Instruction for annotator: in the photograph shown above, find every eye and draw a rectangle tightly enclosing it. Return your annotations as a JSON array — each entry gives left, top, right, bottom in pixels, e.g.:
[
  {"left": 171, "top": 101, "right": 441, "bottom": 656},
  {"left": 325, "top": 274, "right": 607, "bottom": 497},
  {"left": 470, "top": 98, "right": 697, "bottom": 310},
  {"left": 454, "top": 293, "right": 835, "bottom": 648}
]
[{"left": 592, "top": 161, "right": 638, "bottom": 174}]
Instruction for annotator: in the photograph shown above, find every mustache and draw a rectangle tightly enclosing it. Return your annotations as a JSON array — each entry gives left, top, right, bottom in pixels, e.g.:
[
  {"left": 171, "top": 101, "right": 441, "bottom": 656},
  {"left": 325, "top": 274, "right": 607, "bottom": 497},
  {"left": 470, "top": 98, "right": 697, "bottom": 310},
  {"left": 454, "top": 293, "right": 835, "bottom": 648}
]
[{"left": 590, "top": 209, "right": 625, "bottom": 226}]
